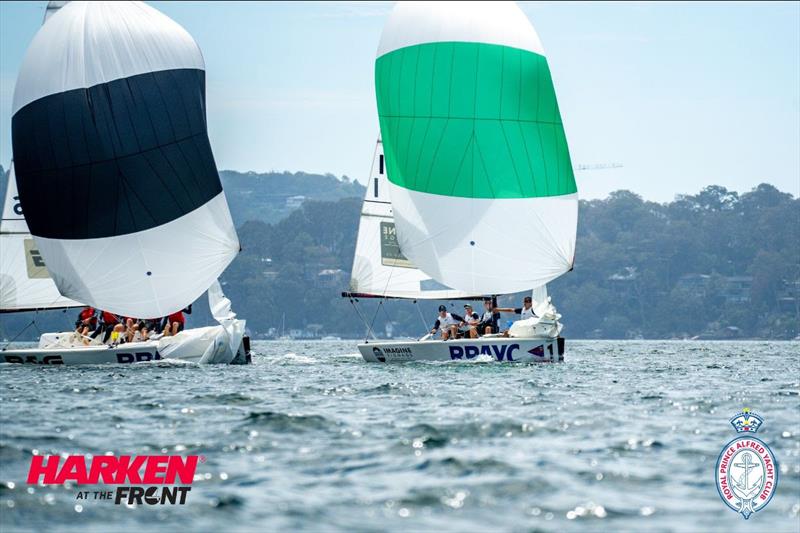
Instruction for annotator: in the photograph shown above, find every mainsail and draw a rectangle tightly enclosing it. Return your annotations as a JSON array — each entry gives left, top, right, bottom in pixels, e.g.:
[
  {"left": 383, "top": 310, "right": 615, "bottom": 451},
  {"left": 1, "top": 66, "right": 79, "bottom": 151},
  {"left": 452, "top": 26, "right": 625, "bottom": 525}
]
[
  {"left": 347, "top": 139, "right": 478, "bottom": 300},
  {"left": 375, "top": 1, "right": 578, "bottom": 295},
  {"left": 0, "top": 163, "right": 81, "bottom": 312},
  {"left": 11, "top": 1, "right": 240, "bottom": 318}
]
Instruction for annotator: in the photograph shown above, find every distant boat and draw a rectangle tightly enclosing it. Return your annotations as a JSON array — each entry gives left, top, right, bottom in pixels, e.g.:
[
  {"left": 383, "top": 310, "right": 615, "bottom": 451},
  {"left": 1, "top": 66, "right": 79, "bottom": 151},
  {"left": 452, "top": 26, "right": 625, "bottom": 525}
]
[{"left": 342, "top": 1, "right": 576, "bottom": 363}]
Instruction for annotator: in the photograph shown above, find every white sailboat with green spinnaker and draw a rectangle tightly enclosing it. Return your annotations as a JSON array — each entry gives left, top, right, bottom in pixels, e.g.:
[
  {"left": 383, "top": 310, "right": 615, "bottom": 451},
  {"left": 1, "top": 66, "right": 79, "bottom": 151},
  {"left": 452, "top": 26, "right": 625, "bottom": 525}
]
[{"left": 343, "top": 1, "right": 576, "bottom": 363}]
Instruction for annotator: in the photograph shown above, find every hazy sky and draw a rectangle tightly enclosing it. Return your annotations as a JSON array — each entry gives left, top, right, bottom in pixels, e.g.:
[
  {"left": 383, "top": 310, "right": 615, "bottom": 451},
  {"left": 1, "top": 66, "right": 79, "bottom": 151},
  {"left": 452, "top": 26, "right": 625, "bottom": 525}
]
[{"left": 0, "top": 1, "right": 798, "bottom": 201}]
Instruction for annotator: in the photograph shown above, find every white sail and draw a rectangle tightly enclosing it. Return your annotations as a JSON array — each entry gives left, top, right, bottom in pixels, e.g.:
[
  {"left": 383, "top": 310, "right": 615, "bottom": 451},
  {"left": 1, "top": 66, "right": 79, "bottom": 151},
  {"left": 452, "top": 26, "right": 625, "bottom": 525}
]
[
  {"left": 531, "top": 285, "right": 548, "bottom": 306},
  {"left": 348, "top": 140, "right": 479, "bottom": 300},
  {"left": 1, "top": 163, "right": 82, "bottom": 312},
  {"left": 11, "top": 1, "right": 239, "bottom": 319},
  {"left": 43, "top": 1, "right": 69, "bottom": 23},
  {"left": 375, "top": 2, "right": 578, "bottom": 295}
]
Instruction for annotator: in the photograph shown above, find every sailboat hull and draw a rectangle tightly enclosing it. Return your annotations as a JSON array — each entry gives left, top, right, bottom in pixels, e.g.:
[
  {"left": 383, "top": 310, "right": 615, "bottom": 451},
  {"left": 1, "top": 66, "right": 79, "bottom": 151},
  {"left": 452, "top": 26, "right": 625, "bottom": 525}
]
[
  {"left": 1, "top": 329, "right": 251, "bottom": 365},
  {"left": 358, "top": 337, "right": 564, "bottom": 363}
]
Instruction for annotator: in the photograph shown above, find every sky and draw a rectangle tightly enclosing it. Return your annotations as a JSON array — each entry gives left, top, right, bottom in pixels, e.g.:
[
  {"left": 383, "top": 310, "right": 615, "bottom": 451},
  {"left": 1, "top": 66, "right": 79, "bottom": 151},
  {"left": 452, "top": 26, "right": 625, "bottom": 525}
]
[{"left": 0, "top": 1, "right": 798, "bottom": 202}]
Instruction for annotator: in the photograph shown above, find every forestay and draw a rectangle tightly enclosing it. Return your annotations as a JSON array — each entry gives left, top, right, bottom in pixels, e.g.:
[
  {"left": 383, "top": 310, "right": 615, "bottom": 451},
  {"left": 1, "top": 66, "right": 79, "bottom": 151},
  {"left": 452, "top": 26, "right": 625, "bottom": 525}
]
[
  {"left": 375, "top": 1, "right": 578, "bottom": 295},
  {"left": 348, "top": 139, "right": 479, "bottom": 300},
  {"left": 0, "top": 163, "right": 82, "bottom": 312},
  {"left": 11, "top": 1, "right": 239, "bottom": 318}
]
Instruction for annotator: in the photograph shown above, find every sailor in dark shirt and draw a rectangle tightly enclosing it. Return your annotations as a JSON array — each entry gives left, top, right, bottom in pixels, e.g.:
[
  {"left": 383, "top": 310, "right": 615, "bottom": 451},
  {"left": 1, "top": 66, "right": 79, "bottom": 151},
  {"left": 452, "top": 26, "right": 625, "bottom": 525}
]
[{"left": 476, "top": 298, "right": 501, "bottom": 336}]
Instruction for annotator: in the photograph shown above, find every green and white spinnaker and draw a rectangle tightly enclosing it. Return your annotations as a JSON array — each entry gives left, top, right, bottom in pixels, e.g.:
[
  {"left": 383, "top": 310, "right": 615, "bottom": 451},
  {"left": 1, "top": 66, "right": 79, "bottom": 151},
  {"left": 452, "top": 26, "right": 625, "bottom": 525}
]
[{"left": 375, "top": 1, "right": 578, "bottom": 295}]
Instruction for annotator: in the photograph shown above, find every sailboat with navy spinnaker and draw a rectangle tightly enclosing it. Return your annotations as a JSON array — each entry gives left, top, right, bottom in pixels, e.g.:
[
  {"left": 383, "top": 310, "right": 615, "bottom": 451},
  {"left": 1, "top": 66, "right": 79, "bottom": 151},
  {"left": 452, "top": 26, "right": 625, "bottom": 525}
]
[{"left": 1, "top": 1, "right": 249, "bottom": 364}]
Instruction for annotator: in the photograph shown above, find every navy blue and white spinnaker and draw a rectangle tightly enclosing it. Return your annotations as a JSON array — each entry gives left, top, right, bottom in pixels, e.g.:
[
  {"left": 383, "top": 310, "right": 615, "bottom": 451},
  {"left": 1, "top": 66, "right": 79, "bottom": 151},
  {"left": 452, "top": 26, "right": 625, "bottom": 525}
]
[{"left": 11, "top": 1, "right": 239, "bottom": 318}]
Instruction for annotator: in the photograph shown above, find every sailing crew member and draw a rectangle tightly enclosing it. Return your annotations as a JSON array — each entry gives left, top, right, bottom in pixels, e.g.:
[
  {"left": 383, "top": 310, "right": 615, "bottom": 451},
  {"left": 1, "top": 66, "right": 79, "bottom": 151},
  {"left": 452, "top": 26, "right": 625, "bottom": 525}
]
[
  {"left": 96, "top": 311, "right": 124, "bottom": 344},
  {"left": 92, "top": 310, "right": 122, "bottom": 343},
  {"left": 476, "top": 298, "right": 500, "bottom": 336},
  {"left": 430, "top": 305, "right": 463, "bottom": 340},
  {"left": 75, "top": 306, "right": 97, "bottom": 334},
  {"left": 495, "top": 295, "right": 537, "bottom": 320},
  {"left": 75, "top": 306, "right": 97, "bottom": 344},
  {"left": 461, "top": 304, "right": 480, "bottom": 338},
  {"left": 162, "top": 304, "right": 192, "bottom": 336}
]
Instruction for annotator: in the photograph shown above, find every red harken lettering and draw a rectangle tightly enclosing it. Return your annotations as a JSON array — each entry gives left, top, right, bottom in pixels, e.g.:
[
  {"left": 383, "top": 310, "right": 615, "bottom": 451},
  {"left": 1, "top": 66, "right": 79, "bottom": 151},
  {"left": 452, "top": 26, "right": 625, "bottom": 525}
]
[{"left": 27, "top": 455, "right": 199, "bottom": 485}]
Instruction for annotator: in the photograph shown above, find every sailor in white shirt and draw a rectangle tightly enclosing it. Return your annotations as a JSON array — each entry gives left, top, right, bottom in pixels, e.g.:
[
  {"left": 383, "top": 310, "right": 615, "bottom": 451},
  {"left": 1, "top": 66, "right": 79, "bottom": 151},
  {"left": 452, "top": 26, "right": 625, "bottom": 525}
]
[
  {"left": 460, "top": 303, "right": 481, "bottom": 338},
  {"left": 495, "top": 295, "right": 537, "bottom": 335},
  {"left": 430, "top": 305, "right": 464, "bottom": 340}
]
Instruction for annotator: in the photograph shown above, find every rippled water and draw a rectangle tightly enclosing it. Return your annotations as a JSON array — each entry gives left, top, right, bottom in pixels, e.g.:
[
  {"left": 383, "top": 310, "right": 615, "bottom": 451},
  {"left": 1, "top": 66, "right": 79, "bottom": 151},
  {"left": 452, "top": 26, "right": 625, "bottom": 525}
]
[{"left": 1, "top": 340, "right": 798, "bottom": 532}]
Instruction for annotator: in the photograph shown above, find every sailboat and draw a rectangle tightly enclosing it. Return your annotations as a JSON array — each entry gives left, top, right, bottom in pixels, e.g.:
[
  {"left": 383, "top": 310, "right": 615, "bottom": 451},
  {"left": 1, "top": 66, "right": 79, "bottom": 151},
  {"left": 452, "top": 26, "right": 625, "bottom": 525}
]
[
  {"left": 344, "top": 1, "right": 576, "bottom": 363},
  {"left": 1, "top": 1, "right": 249, "bottom": 365}
]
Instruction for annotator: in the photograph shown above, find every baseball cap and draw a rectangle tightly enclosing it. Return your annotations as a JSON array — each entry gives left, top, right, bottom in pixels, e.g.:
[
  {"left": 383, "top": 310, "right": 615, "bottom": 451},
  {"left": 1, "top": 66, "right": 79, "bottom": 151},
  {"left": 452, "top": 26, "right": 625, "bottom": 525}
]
[{"left": 438, "top": 305, "right": 447, "bottom": 312}]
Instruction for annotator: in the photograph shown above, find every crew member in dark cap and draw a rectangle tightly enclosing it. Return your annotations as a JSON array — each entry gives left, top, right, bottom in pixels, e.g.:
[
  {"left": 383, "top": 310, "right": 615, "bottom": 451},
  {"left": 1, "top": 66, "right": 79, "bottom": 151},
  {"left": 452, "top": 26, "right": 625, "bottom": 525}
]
[{"left": 430, "top": 304, "right": 464, "bottom": 340}]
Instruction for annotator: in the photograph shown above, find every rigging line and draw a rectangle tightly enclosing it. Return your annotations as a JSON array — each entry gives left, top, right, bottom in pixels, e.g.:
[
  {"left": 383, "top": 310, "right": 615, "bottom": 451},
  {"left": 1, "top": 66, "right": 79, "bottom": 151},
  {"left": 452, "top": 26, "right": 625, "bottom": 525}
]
[
  {"left": 2, "top": 318, "right": 36, "bottom": 350},
  {"left": 349, "top": 298, "right": 376, "bottom": 342},
  {"left": 366, "top": 299, "right": 385, "bottom": 343},
  {"left": 414, "top": 300, "right": 429, "bottom": 335},
  {"left": 379, "top": 298, "right": 393, "bottom": 328}
]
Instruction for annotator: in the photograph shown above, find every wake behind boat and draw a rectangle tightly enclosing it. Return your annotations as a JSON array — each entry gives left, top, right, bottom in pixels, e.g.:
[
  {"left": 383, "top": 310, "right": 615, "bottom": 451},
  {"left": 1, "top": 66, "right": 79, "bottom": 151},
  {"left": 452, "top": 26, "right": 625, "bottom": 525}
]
[{"left": 1, "top": 1, "right": 249, "bottom": 365}]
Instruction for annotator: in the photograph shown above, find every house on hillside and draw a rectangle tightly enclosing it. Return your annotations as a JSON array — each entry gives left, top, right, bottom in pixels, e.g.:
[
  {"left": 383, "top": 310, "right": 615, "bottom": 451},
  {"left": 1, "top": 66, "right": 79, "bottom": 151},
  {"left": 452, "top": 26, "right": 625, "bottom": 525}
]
[
  {"left": 721, "top": 276, "right": 752, "bottom": 304},
  {"left": 286, "top": 195, "right": 306, "bottom": 209},
  {"left": 676, "top": 273, "right": 711, "bottom": 296},
  {"left": 317, "top": 269, "right": 346, "bottom": 288},
  {"left": 607, "top": 266, "right": 639, "bottom": 293}
]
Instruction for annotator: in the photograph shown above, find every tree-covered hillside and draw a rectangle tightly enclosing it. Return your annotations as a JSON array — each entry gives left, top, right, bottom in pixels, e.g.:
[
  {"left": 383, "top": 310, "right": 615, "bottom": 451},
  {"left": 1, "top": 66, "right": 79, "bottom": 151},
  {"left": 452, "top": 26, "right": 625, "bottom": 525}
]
[
  {"left": 1, "top": 182, "right": 797, "bottom": 341},
  {"left": 220, "top": 170, "right": 365, "bottom": 226}
]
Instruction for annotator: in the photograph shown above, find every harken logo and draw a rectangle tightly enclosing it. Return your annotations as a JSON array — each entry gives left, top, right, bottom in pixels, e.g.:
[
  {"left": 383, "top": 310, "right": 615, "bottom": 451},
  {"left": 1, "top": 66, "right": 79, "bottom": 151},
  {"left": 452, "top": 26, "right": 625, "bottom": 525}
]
[
  {"left": 715, "top": 409, "right": 778, "bottom": 519},
  {"left": 27, "top": 454, "right": 201, "bottom": 505}
]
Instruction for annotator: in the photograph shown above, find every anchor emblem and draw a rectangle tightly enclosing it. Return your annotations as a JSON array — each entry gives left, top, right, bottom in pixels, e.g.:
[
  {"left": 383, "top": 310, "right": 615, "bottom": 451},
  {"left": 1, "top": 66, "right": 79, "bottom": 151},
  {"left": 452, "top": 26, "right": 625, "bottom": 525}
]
[
  {"left": 715, "top": 409, "right": 779, "bottom": 520},
  {"left": 729, "top": 452, "right": 764, "bottom": 518}
]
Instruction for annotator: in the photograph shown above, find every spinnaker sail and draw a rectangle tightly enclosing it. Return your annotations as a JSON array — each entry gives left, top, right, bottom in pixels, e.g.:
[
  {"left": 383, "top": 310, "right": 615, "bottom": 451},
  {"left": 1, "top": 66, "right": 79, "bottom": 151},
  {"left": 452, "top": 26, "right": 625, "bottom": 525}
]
[
  {"left": 348, "top": 139, "right": 479, "bottom": 300},
  {"left": 43, "top": 1, "right": 69, "bottom": 23},
  {"left": 375, "top": 1, "right": 578, "bottom": 295},
  {"left": 0, "top": 163, "right": 82, "bottom": 312},
  {"left": 11, "top": 1, "right": 239, "bottom": 318}
]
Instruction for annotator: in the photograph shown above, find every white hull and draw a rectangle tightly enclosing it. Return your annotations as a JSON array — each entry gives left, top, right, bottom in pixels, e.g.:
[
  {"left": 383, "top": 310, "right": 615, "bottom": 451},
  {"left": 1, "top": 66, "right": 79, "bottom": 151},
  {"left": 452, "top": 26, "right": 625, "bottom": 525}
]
[
  {"left": 1, "top": 327, "right": 251, "bottom": 366},
  {"left": 359, "top": 336, "right": 564, "bottom": 363}
]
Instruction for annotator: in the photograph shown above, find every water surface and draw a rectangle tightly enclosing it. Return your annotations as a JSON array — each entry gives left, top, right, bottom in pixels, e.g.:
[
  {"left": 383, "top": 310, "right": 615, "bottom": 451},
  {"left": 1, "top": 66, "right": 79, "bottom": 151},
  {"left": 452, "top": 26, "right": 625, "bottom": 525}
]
[{"left": 1, "top": 340, "right": 798, "bottom": 532}]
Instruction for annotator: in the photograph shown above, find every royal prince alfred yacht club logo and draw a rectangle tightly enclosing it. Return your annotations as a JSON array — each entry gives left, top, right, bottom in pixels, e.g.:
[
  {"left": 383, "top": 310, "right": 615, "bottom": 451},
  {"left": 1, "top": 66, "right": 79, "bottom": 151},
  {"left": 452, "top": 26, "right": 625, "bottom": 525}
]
[{"left": 715, "top": 409, "right": 778, "bottom": 519}]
